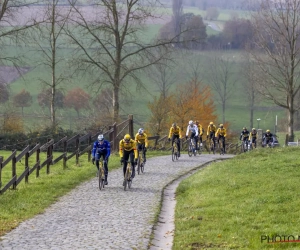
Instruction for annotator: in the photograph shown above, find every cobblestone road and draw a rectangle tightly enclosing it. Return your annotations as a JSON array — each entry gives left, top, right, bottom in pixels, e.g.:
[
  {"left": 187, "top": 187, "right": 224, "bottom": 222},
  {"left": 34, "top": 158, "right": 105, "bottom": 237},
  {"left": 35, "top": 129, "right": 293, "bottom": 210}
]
[{"left": 0, "top": 154, "right": 233, "bottom": 250}]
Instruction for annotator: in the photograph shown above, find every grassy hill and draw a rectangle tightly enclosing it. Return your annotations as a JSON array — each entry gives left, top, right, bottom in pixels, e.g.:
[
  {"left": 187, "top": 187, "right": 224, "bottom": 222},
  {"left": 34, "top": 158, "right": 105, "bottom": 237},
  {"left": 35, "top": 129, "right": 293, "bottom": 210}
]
[{"left": 174, "top": 147, "right": 300, "bottom": 249}]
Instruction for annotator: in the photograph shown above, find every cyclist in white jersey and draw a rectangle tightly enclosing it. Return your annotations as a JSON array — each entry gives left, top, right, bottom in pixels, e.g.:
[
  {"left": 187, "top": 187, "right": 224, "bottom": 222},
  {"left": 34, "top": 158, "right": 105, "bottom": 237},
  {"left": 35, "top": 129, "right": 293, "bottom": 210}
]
[{"left": 185, "top": 120, "right": 199, "bottom": 149}]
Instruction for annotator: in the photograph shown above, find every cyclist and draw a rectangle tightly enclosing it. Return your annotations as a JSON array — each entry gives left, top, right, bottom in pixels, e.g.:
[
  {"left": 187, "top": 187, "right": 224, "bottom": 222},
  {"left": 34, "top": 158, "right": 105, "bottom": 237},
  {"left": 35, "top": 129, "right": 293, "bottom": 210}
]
[
  {"left": 263, "top": 129, "right": 273, "bottom": 147},
  {"left": 249, "top": 128, "right": 258, "bottom": 148},
  {"left": 135, "top": 128, "right": 148, "bottom": 163},
  {"left": 185, "top": 120, "right": 199, "bottom": 151},
  {"left": 240, "top": 127, "right": 250, "bottom": 148},
  {"left": 119, "top": 134, "right": 138, "bottom": 180},
  {"left": 215, "top": 124, "right": 227, "bottom": 153},
  {"left": 168, "top": 122, "right": 182, "bottom": 157},
  {"left": 207, "top": 122, "right": 217, "bottom": 148},
  {"left": 92, "top": 134, "right": 111, "bottom": 185},
  {"left": 195, "top": 120, "right": 204, "bottom": 147}
]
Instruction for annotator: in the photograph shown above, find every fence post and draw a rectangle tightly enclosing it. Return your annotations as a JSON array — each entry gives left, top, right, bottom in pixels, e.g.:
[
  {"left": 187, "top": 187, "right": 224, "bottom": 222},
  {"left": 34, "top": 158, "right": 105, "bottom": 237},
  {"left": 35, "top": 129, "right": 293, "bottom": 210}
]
[
  {"left": 12, "top": 150, "right": 17, "bottom": 190},
  {"left": 46, "top": 139, "right": 52, "bottom": 174},
  {"left": 25, "top": 152, "right": 29, "bottom": 183},
  {"left": 63, "top": 140, "right": 67, "bottom": 169},
  {"left": 128, "top": 114, "right": 133, "bottom": 138},
  {"left": 36, "top": 147, "right": 40, "bottom": 178},
  {"left": 88, "top": 134, "right": 92, "bottom": 162},
  {"left": 0, "top": 156, "right": 3, "bottom": 189},
  {"left": 285, "top": 134, "right": 289, "bottom": 146},
  {"left": 76, "top": 136, "right": 79, "bottom": 166}
]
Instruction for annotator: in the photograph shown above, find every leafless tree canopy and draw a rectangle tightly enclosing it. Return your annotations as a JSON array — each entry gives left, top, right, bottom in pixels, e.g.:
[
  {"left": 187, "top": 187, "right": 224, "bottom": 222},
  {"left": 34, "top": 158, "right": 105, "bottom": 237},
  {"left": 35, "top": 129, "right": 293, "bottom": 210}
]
[
  {"left": 248, "top": 0, "right": 300, "bottom": 140},
  {"left": 64, "top": 0, "right": 185, "bottom": 122}
]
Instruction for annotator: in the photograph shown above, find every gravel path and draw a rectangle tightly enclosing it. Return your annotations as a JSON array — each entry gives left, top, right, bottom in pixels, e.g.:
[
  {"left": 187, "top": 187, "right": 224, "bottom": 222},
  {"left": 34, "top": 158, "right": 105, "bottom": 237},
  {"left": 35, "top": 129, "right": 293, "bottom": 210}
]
[{"left": 0, "top": 153, "right": 234, "bottom": 250}]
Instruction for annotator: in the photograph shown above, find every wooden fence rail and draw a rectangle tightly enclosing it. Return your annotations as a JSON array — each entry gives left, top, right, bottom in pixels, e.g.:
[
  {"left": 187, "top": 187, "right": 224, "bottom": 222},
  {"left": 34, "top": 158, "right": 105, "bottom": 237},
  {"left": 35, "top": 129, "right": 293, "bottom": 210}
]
[{"left": 0, "top": 115, "right": 137, "bottom": 195}]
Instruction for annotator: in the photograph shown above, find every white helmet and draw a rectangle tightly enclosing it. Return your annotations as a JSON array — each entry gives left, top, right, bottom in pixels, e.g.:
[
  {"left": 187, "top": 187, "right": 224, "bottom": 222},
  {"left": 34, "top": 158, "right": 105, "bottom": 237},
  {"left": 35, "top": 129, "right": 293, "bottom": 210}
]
[
  {"left": 138, "top": 128, "right": 144, "bottom": 135},
  {"left": 98, "top": 134, "right": 104, "bottom": 141},
  {"left": 189, "top": 120, "right": 193, "bottom": 125}
]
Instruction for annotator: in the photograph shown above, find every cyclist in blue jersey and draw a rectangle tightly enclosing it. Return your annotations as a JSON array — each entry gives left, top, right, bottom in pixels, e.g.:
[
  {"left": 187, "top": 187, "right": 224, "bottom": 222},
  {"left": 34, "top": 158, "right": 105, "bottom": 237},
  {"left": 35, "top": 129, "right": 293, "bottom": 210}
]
[{"left": 92, "top": 134, "right": 111, "bottom": 185}]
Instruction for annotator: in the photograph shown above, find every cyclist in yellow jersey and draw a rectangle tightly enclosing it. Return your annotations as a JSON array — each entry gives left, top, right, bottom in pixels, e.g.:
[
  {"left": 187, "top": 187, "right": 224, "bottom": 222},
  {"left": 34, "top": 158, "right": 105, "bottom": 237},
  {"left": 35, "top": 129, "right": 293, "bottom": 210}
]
[
  {"left": 135, "top": 128, "right": 148, "bottom": 162},
  {"left": 207, "top": 121, "right": 217, "bottom": 148},
  {"left": 119, "top": 134, "right": 138, "bottom": 180},
  {"left": 215, "top": 124, "right": 227, "bottom": 153},
  {"left": 249, "top": 128, "right": 257, "bottom": 148},
  {"left": 195, "top": 120, "right": 204, "bottom": 147},
  {"left": 168, "top": 123, "right": 182, "bottom": 157}
]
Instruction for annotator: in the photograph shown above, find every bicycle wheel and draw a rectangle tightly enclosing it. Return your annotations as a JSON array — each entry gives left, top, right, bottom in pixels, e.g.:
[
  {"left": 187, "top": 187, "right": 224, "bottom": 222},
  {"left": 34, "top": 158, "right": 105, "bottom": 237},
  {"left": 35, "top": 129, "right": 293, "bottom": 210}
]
[
  {"left": 99, "top": 162, "right": 104, "bottom": 190},
  {"left": 188, "top": 142, "right": 193, "bottom": 157},
  {"left": 128, "top": 165, "right": 132, "bottom": 189},
  {"left": 124, "top": 165, "right": 129, "bottom": 191},
  {"left": 172, "top": 146, "right": 176, "bottom": 161},
  {"left": 141, "top": 162, "right": 144, "bottom": 173},
  {"left": 137, "top": 156, "right": 141, "bottom": 175}
]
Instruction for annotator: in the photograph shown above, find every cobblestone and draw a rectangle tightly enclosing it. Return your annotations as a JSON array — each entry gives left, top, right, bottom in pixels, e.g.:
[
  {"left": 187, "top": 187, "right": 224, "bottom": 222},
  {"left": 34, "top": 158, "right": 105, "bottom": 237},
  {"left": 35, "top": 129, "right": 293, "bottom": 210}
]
[{"left": 0, "top": 154, "right": 233, "bottom": 250}]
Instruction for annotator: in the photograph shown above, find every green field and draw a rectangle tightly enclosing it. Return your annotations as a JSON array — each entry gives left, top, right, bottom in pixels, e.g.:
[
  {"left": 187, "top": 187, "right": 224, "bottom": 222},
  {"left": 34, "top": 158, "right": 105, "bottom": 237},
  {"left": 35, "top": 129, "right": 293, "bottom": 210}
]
[
  {"left": 0, "top": 7, "right": 286, "bottom": 136},
  {"left": 174, "top": 147, "right": 300, "bottom": 249}
]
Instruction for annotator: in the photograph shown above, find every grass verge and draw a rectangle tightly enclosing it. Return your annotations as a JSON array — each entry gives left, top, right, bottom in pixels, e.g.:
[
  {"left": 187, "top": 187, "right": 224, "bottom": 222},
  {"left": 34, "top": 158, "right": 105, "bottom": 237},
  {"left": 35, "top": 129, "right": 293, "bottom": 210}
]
[
  {"left": 0, "top": 149, "right": 169, "bottom": 238},
  {"left": 174, "top": 147, "right": 300, "bottom": 249}
]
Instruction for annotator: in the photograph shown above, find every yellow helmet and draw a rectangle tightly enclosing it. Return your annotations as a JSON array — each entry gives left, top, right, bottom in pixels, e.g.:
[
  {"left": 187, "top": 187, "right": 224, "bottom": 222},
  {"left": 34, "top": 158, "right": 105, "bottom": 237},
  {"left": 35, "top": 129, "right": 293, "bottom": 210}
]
[
  {"left": 209, "top": 122, "right": 213, "bottom": 125},
  {"left": 252, "top": 128, "right": 256, "bottom": 130},
  {"left": 124, "top": 134, "right": 131, "bottom": 141},
  {"left": 266, "top": 129, "right": 270, "bottom": 133},
  {"left": 220, "top": 124, "right": 223, "bottom": 128}
]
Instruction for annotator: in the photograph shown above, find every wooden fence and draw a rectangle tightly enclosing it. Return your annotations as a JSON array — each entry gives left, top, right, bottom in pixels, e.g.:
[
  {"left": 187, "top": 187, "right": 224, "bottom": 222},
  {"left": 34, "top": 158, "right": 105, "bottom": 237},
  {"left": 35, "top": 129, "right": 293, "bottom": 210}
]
[{"left": 0, "top": 115, "right": 161, "bottom": 195}]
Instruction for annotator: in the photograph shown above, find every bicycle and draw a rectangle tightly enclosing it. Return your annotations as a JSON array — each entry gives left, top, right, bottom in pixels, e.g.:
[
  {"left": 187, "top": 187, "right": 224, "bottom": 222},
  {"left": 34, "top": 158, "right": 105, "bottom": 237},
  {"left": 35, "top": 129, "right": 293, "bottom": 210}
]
[
  {"left": 172, "top": 138, "right": 179, "bottom": 161},
  {"left": 241, "top": 139, "right": 249, "bottom": 152},
  {"left": 218, "top": 137, "right": 225, "bottom": 155},
  {"left": 196, "top": 140, "right": 203, "bottom": 155},
  {"left": 208, "top": 137, "right": 216, "bottom": 154},
  {"left": 188, "top": 137, "right": 196, "bottom": 157},
  {"left": 123, "top": 160, "right": 133, "bottom": 191},
  {"left": 137, "top": 145, "right": 146, "bottom": 174},
  {"left": 98, "top": 158, "right": 106, "bottom": 190}
]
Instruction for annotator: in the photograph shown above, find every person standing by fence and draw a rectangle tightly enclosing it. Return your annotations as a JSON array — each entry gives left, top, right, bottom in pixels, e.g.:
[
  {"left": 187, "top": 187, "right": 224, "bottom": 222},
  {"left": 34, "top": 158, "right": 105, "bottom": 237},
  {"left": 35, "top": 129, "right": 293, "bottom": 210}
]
[{"left": 92, "top": 134, "right": 111, "bottom": 185}]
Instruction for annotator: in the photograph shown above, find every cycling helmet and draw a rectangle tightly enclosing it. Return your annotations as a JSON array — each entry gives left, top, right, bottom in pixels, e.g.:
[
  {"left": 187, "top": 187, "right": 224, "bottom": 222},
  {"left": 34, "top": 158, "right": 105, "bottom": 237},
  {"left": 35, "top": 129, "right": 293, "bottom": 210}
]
[
  {"left": 124, "top": 134, "right": 131, "bottom": 142},
  {"left": 138, "top": 128, "right": 144, "bottom": 135},
  {"left": 172, "top": 123, "right": 177, "bottom": 127},
  {"left": 195, "top": 120, "right": 199, "bottom": 124},
  {"left": 210, "top": 122, "right": 213, "bottom": 125},
  {"left": 266, "top": 129, "right": 270, "bottom": 133},
  {"left": 98, "top": 134, "right": 104, "bottom": 141},
  {"left": 243, "top": 127, "right": 247, "bottom": 130},
  {"left": 220, "top": 124, "right": 223, "bottom": 128},
  {"left": 189, "top": 120, "right": 193, "bottom": 125},
  {"left": 252, "top": 128, "right": 256, "bottom": 130}
]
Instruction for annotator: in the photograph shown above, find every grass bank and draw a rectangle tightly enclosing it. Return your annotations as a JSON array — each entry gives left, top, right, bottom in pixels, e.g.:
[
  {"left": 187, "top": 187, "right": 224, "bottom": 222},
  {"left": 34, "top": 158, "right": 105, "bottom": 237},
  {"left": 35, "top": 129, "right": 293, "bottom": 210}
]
[
  {"left": 0, "top": 150, "right": 169, "bottom": 238},
  {"left": 174, "top": 147, "right": 300, "bottom": 249}
]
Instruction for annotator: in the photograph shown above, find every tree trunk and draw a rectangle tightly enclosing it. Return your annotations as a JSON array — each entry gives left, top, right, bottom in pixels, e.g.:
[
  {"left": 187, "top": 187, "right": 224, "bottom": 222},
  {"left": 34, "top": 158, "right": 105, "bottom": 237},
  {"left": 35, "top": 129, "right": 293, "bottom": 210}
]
[
  {"left": 222, "top": 100, "right": 225, "bottom": 124},
  {"left": 50, "top": 4, "right": 56, "bottom": 129},
  {"left": 250, "top": 106, "right": 254, "bottom": 129},
  {"left": 113, "top": 85, "right": 119, "bottom": 122},
  {"left": 288, "top": 94, "right": 295, "bottom": 142}
]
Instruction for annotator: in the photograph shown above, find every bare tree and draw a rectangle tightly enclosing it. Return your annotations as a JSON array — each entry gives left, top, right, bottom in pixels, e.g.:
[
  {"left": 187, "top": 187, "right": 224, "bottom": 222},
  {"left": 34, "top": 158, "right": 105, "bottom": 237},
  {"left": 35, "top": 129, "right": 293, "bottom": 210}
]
[
  {"left": 29, "top": 0, "right": 73, "bottom": 128},
  {"left": 0, "top": 1, "right": 40, "bottom": 67},
  {"left": 146, "top": 56, "right": 177, "bottom": 99},
  {"left": 65, "top": 0, "right": 194, "bottom": 122},
  {"left": 248, "top": 0, "right": 300, "bottom": 141},
  {"left": 172, "top": 0, "right": 183, "bottom": 44},
  {"left": 241, "top": 53, "right": 261, "bottom": 129},
  {"left": 205, "top": 53, "right": 237, "bottom": 124}
]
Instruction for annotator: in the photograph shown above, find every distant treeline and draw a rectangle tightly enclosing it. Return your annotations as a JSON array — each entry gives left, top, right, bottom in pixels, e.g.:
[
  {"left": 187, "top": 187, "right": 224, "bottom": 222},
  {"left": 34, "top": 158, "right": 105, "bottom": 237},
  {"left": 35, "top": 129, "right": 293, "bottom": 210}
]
[{"left": 162, "top": 0, "right": 259, "bottom": 10}]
